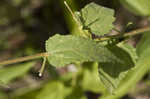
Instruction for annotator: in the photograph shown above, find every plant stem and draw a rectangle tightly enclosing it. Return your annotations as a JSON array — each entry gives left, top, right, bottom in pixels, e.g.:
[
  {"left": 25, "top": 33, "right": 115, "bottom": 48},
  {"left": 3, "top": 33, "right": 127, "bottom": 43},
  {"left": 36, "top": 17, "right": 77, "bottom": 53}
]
[
  {"left": 124, "top": 26, "right": 150, "bottom": 37},
  {"left": 0, "top": 52, "right": 49, "bottom": 66},
  {"left": 95, "top": 26, "right": 150, "bottom": 42},
  {"left": 64, "top": 1, "right": 80, "bottom": 25},
  {"left": 39, "top": 57, "right": 47, "bottom": 77},
  {"left": 0, "top": 26, "right": 150, "bottom": 66}
]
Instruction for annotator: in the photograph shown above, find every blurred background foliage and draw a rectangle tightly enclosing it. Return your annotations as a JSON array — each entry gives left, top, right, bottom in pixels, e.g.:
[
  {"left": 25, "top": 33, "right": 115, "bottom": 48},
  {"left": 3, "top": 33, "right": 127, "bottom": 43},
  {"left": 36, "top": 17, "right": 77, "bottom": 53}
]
[{"left": 0, "top": 0, "right": 150, "bottom": 99}]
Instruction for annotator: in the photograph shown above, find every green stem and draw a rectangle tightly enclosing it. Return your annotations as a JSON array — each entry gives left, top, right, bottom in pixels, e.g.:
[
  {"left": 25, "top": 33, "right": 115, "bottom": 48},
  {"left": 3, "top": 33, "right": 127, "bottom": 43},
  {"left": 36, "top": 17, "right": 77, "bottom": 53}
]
[
  {"left": 95, "top": 26, "right": 150, "bottom": 42},
  {"left": 39, "top": 57, "right": 47, "bottom": 77},
  {"left": 0, "top": 52, "right": 49, "bottom": 66},
  {"left": 64, "top": 1, "right": 80, "bottom": 26}
]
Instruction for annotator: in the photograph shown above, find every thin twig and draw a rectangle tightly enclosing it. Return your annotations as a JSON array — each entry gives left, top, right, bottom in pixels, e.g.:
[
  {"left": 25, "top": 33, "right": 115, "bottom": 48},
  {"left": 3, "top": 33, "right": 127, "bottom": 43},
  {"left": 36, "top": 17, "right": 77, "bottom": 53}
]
[
  {"left": 95, "top": 26, "right": 150, "bottom": 42},
  {"left": 124, "top": 26, "right": 150, "bottom": 37},
  {"left": 0, "top": 52, "right": 49, "bottom": 66}
]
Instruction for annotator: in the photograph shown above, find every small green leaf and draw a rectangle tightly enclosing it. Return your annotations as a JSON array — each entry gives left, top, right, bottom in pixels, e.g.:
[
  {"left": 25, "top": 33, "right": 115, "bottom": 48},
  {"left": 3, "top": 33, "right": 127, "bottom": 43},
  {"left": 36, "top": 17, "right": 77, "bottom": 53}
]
[
  {"left": 0, "top": 62, "right": 35, "bottom": 84},
  {"left": 120, "top": 0, "right": 150, "bottom": 16},
  {"left": 98, "top": 43, "right": 136, "bottom": 93},
  {"left": 46, "top": 34, "right": 120, "bottom": 67},
  {"left": 75, "top": 2, "right": 115, "bottom": 36}
]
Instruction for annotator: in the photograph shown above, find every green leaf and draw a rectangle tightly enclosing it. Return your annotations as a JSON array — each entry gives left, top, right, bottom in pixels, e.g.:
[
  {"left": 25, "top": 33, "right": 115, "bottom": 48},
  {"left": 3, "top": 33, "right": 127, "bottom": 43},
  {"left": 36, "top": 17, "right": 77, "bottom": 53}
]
[
  {"left": 75, "top": 2, "right": 115, "bottom": 36},
  {"left": 98, "top": 43, "right": 136, "bottom": 93},
  {"left": 36, "top": 81, "right": 71, "bottom": 99},
  {"left": 118, "top": 43, "right": 138, "bottom": 64},
  {"left": 46, "top": 34, "right": 124, "bottom": 67},
  {"left": 0, "top": 62, "right": 35, "bottom": 84},
  {"left": 120, "top": 0, "right": 150, "bottom": 16},
  {"left": 100, "top": 58, "right": 150, "bottom": 99},
  {"left": 100, "top": 33, "right": 150, "bottom": 99}
]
